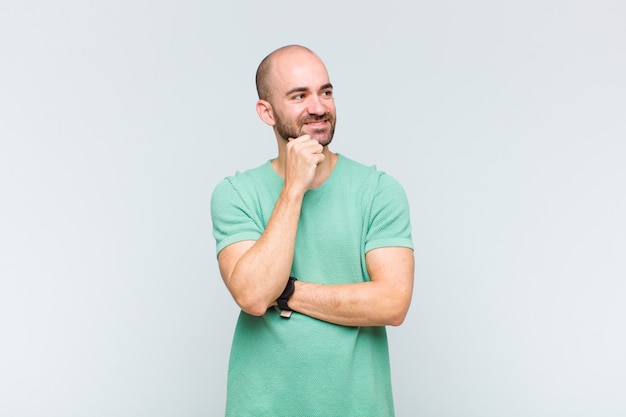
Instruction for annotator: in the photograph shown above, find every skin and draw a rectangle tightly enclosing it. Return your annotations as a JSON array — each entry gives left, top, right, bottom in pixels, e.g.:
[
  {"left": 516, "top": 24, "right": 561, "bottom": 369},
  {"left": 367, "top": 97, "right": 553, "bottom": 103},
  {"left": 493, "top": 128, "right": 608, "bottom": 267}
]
[{"left": 217, "top": 46, "right": 414, "bottom": 327}]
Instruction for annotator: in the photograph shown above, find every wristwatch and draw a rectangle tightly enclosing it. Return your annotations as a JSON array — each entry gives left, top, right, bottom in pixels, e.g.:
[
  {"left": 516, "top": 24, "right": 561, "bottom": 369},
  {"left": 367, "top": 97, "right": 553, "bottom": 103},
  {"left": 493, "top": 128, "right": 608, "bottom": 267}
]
[{"left": 278, "top": 276, "right": 297, "bottom": 319}]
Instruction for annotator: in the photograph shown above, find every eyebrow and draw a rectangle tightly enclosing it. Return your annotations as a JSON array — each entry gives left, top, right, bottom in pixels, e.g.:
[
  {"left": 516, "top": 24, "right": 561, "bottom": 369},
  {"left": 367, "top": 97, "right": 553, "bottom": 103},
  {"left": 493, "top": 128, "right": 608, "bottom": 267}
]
[{"left": 285, "top": 83, "right": 334, "bottom": 96}]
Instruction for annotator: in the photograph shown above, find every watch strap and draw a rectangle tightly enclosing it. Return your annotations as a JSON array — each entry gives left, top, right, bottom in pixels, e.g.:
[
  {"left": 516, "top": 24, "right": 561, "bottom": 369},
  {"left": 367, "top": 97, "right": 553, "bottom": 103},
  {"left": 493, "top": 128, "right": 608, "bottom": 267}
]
[{"left": 277, "top": 276, "right": 297, "bottom": 318}]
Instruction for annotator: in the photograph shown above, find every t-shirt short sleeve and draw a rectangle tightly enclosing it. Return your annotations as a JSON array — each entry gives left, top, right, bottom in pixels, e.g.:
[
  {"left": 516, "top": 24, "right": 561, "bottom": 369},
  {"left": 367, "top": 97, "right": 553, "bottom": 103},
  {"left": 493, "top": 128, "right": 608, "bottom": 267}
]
[
  {"left": 211, "top": 177, "right": 264, "bottom": 256},
  {"left": 364, "top": 172, "right": 413, "bottom": 253}
]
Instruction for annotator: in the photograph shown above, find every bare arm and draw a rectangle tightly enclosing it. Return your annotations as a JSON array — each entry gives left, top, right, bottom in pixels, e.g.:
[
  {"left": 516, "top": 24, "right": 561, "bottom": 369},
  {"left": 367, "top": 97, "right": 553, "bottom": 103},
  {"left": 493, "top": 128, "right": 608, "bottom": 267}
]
[
  {"left": 287, "top": 246, "right": 414, "bottom": 327},
  {"left": 217, "top": 191, "right": 302, "bottom": 316},
  {"left": 217, "top": 136, "right": 325, "bottom": 316}
]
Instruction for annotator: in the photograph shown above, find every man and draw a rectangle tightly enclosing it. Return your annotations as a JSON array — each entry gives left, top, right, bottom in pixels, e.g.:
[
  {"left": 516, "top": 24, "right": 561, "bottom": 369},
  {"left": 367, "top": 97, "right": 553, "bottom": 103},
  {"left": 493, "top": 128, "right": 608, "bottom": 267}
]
[{"left": 211, "top": 45, "right": 414, "bottom": 416}]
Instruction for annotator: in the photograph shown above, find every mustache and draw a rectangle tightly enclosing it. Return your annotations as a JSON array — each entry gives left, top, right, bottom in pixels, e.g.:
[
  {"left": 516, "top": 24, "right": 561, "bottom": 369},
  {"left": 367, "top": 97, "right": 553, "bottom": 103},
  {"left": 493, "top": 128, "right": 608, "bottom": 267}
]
[{"left": 300, "top": 113, "right": 331, "bottom": 124}]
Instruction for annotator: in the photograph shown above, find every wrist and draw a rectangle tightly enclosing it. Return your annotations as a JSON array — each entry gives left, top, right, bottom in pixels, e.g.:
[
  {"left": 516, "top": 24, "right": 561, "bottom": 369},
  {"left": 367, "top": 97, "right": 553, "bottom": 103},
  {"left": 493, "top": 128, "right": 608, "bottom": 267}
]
[
  {"left": 277, "top": 276, "right": 297, "bottom": 318},
  {"left": 281, "top": 185, "right": 306, "bottom": 202}
]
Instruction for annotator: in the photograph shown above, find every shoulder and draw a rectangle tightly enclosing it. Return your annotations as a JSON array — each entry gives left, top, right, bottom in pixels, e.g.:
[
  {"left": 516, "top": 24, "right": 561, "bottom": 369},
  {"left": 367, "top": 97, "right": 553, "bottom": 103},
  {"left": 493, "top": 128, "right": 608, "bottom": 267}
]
[
  {"left": 336, "top": 154, "right": 405, "bottom": 191},
  {"left": 216, "top": 160, "right": 272, "bottom": 185},
  {"left": 212, "top": 161, "right": 274, "bottom": 196}
]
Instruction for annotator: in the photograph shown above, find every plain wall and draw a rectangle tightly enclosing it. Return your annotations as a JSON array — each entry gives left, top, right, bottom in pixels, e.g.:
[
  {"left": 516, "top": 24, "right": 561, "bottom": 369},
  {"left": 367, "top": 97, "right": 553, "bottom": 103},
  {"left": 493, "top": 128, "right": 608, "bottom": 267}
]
[{"left": 1, "top": 1, "right": 624, "bottom": 416}]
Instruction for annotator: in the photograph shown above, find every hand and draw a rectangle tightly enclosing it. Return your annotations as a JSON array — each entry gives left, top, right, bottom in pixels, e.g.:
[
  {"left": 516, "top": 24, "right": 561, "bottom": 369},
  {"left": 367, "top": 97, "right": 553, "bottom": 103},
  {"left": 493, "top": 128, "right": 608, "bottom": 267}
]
[{"left": 284, "top": 135, "right": 325, "bottom": 193}]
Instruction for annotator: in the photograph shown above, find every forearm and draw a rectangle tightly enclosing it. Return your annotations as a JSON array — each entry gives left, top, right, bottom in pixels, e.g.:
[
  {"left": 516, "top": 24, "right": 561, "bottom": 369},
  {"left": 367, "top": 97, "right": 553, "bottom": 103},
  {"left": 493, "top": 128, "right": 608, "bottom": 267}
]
[
  {"left": 286, "top": 247, "right": 414, "bottom": 327},
  {"left": 222, "top": 189, "right": 303, "bottom": 315},
  {"left": 288, "top": 280, "right": 412, "bottom": 327}
]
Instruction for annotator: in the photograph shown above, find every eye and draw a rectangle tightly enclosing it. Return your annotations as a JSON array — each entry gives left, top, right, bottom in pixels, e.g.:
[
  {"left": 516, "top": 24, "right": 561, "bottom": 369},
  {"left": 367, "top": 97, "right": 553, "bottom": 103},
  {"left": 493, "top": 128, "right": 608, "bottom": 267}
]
[
  {"left": 292, "top": 93, "right": 305, "bottom": 100},
  {"left": 322, "top": 89, "right": 333, "bottom": 97}
]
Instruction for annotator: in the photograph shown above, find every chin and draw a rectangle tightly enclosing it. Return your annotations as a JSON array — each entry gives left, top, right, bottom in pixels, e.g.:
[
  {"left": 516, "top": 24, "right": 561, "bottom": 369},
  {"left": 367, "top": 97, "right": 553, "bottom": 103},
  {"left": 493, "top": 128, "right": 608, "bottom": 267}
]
[
  {"left": 315, "top": 136, "right": 333, "bottom": 147},
  {"left": 304, "top": 129, "right": 334, "bottom": 146}
]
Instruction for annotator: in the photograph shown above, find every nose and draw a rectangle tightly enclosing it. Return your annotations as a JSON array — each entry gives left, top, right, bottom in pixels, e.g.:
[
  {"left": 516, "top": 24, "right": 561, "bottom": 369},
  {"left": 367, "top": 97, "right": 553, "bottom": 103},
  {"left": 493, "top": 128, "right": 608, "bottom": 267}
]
[{"left": 306, "top": 95, "right": 326, "bottom": 116}]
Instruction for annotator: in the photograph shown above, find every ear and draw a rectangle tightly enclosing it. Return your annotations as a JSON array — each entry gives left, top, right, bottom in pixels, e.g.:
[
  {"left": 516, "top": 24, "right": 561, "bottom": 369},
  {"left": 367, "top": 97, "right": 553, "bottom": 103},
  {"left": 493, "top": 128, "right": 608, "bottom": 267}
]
[{"left": 256, "top": 99, "right": 275, "bottom": 126}]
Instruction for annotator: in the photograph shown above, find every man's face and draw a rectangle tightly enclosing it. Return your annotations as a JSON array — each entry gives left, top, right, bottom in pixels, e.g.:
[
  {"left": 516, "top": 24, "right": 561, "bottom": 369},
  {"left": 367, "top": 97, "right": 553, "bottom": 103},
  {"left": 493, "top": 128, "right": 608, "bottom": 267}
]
[{"left": 269, "top": 51, "right": 337, "bottom": 146}]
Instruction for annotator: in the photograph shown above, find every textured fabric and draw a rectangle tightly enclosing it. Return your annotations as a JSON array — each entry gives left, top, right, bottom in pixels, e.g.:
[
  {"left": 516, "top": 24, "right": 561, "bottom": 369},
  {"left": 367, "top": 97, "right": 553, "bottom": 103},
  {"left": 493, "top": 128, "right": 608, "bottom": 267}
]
[{"left": 211, "top": 154, "right": 413, "bottom": 417}]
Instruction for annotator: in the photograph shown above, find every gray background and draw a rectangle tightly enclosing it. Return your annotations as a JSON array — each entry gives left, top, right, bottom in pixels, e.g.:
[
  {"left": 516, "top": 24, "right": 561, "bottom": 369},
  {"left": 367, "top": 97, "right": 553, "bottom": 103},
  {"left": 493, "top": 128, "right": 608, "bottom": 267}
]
[{"left": 1, "top": 0, "right": 625, "bottom": 416}]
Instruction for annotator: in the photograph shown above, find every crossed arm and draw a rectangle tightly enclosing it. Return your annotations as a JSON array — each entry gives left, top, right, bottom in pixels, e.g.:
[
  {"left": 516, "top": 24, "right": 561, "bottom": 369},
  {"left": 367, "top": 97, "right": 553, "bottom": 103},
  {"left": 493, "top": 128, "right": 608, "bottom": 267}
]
[
  {"left": 217, "top": 185, "right": 414, "bottom": 327},
  {"left": 219, "top": 240, "right": 414, "bottom": 327},
  {"left": 288, "top": 246, "right": 414, "bottom": 326}
]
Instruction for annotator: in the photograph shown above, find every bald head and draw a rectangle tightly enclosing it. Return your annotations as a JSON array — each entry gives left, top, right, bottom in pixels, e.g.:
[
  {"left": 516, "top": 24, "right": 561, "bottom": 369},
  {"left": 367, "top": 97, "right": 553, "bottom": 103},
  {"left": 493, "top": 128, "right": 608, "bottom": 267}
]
[
  {"left": 254, "top": 45, "right": 336, "bottom": 145},
  {"left": 255, "top": 45, "right": 321, "bottom": 102}
]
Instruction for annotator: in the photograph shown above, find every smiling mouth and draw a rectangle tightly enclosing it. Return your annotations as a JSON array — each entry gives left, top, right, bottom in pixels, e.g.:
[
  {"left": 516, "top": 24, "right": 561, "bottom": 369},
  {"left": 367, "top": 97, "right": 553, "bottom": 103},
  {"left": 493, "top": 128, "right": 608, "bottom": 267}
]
[{"left": 304, "top": 120, "right": 328, "bottom": 127}]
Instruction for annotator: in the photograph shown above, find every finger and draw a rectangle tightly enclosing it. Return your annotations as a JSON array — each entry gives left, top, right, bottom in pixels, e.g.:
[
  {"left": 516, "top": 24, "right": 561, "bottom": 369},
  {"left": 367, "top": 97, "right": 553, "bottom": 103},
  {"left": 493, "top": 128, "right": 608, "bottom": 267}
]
[{"left": 288, "top": 134, "right": 311, "bottom": 142}]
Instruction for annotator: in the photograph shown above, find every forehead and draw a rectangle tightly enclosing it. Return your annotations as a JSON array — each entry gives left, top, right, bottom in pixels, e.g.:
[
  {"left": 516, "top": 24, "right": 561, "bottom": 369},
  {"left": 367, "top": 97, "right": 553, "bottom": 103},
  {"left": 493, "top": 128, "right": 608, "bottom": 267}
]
[{"left": 271, "top": 50, "right": 331, "bottom": 93}]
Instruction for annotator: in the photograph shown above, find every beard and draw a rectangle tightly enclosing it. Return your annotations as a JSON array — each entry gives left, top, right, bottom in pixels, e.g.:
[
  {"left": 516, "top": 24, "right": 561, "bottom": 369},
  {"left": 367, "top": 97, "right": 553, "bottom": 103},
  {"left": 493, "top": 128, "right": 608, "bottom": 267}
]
[{"left": 274, "top": 112, "right": 336, "bottom": 146}]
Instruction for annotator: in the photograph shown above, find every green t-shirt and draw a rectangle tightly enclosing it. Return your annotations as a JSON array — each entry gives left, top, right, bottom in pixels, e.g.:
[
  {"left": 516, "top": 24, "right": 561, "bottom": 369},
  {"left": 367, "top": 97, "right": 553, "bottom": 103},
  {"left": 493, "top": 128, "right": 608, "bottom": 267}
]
[{"left": 211, "top": 154, "right": 413, "bottom": 417}]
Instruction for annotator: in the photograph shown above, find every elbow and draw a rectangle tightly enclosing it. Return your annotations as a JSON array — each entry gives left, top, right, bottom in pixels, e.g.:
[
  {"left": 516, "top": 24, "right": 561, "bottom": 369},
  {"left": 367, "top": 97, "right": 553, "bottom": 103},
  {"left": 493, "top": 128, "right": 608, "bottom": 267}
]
[
  {"left": 242, "top": 304, "right": 269, "bottom": 317},
  {"left": 227, "top": 281, "right": 275, "bottom": 317},
  {"left": 387, "top": 309, "right": 408, "bottom": 327},
  {"left": 386, "top": 298, "right": 411, "bottom": 326},
  {"left": 235, "top": 296, "right": 270, "bottom": 317},
  {"left": 387, "top": 287, "right": 413, "bottom": 326}
]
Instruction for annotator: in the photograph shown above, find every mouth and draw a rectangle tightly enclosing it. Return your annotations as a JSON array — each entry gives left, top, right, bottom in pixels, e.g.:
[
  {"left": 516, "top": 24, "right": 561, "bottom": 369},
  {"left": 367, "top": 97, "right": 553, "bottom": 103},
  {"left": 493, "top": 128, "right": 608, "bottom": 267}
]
[{"left": 304, "top": 119, "right": 328, "bottom": 128}]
